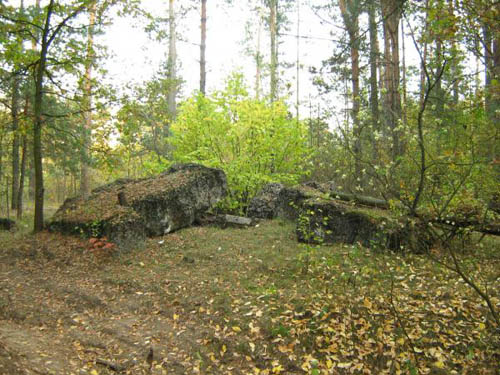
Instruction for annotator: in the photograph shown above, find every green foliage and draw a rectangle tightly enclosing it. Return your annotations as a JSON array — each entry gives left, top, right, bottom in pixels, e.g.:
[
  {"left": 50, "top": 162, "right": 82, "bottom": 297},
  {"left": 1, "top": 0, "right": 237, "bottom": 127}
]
[{"left": 169, "top": 73, "right": 311, "bottom": 213}]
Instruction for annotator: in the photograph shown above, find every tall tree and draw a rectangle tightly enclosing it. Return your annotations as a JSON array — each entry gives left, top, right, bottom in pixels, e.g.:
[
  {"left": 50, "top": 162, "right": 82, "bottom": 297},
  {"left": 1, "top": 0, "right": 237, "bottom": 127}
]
[
  {"left": 268, "top": 0, "right": 278, "bottom": 101},
  {"left": 80, "top": 0, "right": 96, "bottom": 198},
  {"left": 200, "top": 0, "right": 207, "bottom": 95},
  {"left": 11, "top": 60, "right": 21, "bottom": 211},
  {"left": 32, "top": 0, "right": 88, "bottom": 231},
  {"left": 167, "top": 0, "right": 177, "bottom": 122},
  {"left": 368, "top": 0, "right": 380, "bottom": 159},
  {"left": 10, "top": 0, "right": 24, "bottom": 210},
  {"left": 339, "top": 0, "right": 362, "bottom": 178},
  {"left": 380, "top": 0, "right": 404, "bottom": 161}
]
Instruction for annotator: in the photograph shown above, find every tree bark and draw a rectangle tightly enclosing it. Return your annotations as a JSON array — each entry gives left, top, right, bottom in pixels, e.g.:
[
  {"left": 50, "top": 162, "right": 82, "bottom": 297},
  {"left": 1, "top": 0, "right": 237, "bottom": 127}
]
[
  {"left": 33, "top": 0, "right": 55, "bottom": 232},
  {"left": 11, "top": 70, "right": 20, "bottom": 211},
  {"left": 368, "top": 1, "right": 380, "bottom": 161},
  {"left": 255, "top": 9, "right": 263, "bottom": 99},
  {"left": 330, "top": 190, "right": 389, "bottom": 209},
  {"left": 167, "top": 0, "right": 177, "bottom": 124},
  {"left": 200, "top": 0, "right": 207, "bottom": 95},
  {"left": 339, "top": 0, "right": 362, "bottom": 179},
  {"left": 381, "top": 0, "right": 404, "bottom": 161},
  {"left": 16, "top": 135, "right": 27, "bottom": 220},
  {"left": 10, "top": 0, "right": 24, "bottom": 211},
  {"left": 80, "top": 1, "right": 96, "bottom": 199},
  {"left": 269, "top": 0, "right": 278, "bottom": 102}
]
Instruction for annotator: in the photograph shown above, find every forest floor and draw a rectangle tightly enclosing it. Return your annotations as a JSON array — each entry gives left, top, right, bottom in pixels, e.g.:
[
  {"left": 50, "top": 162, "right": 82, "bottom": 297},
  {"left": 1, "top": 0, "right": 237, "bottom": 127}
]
[{"left": 0, "top": 218, "right": 499, "bottom": 375}]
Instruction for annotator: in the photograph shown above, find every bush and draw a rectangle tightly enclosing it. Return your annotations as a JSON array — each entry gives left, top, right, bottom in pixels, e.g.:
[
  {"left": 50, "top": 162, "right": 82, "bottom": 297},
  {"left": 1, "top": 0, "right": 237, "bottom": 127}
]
[{"left": 169, "top": 73, "right": 311, "bottom": 213}]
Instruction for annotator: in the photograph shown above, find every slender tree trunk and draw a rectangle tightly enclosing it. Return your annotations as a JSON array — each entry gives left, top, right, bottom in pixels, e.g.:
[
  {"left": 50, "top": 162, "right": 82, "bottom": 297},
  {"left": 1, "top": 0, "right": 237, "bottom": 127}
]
[
  {"left": 167, "top": 0, "right": 177, "bottom": 123},
  {"left": 482, "top": 2, "right": 499, "bottom": 180},
  {"left": 26, "top": 0, "right": 39, "bottom": 206},
  {"left": 28, "top": 160, "right": 35, "bottom": 200},
  {"left": 448, "top": 0, "right": 459, "bottom": 103},
  {"left": 368, "top": 0, "right": 380, "bottom": 162},
  {"left": 269, "top": 0, "right": 278, "bottom": 102},
  {"left": 401, "top": 21, "right": 408, "bottom": 127},
  {"left": 17, "top": 135, "right": 27, "bottom": 220},
  {"left": 433, "top": 0, "right": 445, "bottom": 118},
  {"left": 200, "top": 0, "right": 207, "bottom": 95},
  {"left": 381, "top": 0, "right": 404, "bottom": 161},
  {"left": 296, "top": 0, "right": 300, "bottom": 119},
  {"left": 255, "top": 10, "right": 263, "bottom": 99},
  {"left": 0, "top": 133, "right": 3, "bottom": 208},
  {"left": 80, "top": 0, "right": 96, "bottom": 199},
  {"left": 11, "top": 71, "right": 20, "bottom": 211},
  {"left": 10, "top": 0, "right": 24, "bottom": 211},
  {"left": 339, "top": 0, "right": 362, "bottom": 179},
  {"left": 420, "top": 0, "right": 429, "bottom": 104},
  {"left": 33, "top": 0, "right": 55, "bottom": 232}
]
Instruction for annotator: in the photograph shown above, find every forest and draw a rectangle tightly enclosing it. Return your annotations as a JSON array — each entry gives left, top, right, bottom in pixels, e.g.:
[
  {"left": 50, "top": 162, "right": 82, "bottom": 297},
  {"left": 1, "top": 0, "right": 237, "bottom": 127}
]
[{"left": 0, "top": 0, "right": 499, "bottom": 374}]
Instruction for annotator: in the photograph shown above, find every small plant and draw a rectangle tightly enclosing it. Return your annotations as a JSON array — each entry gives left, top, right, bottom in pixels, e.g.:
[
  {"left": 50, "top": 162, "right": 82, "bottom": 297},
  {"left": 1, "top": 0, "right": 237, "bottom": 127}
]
[
  {"left": 296, "top": 207, "right": 328, "bottom": 275},
  {"left": 88, "top": 219, "right": 103, "bottom": 238}
]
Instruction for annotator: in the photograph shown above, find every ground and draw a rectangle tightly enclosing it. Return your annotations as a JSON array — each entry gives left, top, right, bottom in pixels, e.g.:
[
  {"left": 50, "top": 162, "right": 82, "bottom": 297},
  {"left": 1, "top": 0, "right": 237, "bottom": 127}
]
[{"left": 0, "top": 218, "right": 499, "bottom": 375}]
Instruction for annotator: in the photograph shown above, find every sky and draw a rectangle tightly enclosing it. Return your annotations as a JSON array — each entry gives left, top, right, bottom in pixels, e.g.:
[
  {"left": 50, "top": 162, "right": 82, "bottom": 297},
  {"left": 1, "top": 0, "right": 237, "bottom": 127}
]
[{"left": 99, "top": 1, "right": 336, "bottom": 120}]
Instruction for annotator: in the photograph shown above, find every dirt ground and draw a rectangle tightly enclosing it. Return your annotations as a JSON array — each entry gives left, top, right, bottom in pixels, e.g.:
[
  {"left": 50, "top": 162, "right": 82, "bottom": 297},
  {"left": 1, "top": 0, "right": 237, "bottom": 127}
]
[{"left": 0, "top": 220, "right": 499, "bottom": 375}]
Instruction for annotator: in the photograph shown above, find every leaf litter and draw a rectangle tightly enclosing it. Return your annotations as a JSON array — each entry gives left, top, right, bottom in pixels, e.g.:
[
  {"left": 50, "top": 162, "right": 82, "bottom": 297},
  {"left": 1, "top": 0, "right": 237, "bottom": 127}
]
[{"left": 0, "top": 220, "right": 498, "bottom": 374}]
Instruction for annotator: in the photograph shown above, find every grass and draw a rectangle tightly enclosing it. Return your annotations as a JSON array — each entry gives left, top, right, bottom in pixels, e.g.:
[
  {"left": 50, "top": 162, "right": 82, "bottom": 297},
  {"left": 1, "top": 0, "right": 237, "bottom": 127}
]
[{"left": 0, "top": 218, "right": 499, "bottom": 374}]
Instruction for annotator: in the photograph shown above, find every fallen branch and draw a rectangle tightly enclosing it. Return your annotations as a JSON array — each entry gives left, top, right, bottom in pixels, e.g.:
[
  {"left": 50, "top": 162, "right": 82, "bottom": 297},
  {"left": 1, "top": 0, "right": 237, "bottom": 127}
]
[
  {"left": 429, "top": 218, "right": 500, "bottom": 236},
  {"left": 329, "top": 191, "right": 389, "bottom": 209},
  {"left": 96, "top": 358, "right": 128, "bottom": 372}
]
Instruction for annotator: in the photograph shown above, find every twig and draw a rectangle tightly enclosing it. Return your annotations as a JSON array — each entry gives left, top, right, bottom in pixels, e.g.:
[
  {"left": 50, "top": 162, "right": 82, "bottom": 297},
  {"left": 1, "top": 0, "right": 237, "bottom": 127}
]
[
  {"left": 389, "top": 277, "right": 421, "bottom": 372},
  {"left": 95, "top": 358, "right": 127, "bottom": 372}
]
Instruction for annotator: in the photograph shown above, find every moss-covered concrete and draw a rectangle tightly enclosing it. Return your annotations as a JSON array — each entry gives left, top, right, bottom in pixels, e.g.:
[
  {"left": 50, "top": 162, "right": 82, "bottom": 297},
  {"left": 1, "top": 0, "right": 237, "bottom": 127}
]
[{"left": 49, "top": 164, "right": 227, "bottom": 246}]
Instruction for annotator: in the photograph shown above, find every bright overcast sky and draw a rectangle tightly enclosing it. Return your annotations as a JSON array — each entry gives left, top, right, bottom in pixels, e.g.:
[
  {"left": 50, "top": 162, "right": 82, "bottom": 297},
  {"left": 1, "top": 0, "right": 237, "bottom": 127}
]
[{"left": 100, "top": 1, "right": 335, "bottom": 118}]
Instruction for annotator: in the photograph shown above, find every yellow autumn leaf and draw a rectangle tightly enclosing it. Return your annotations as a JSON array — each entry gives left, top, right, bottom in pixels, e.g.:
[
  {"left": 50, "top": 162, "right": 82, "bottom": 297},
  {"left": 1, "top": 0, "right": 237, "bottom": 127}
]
[
  {"left": 479, "top": 322, "right": 486, "bottom": 330},
  {"left": 434, "top": 360, "right": 445, "bottom": 369},
  {"left": 232, "top": 326, "right": 241, "bottom": 332},
  {"left": 222, "top": 344, "right": 227, "bottom": 353},
  {"left": 249, "top": 342, "right": 256, "bottom": 352},
  {"left": 396, "top": 337, "right": 405, "bottom": 345},
  {"left": 326, "top": 359, "right": 333, "bottom": 369},
  {"left": 363, "top": 298, "right": 372, "bottom": 309},
  {"left": 337, "top": 362, "right": 351, "bottom": 368},
  {"left": 272, "top": 365, "right": 283, "bottom": 373},
  {"left": 90, "top": 370, "right": 99, "bottom": 375},
  {"left": 173, "top": 313, "right": 179, "bottom": 321}
]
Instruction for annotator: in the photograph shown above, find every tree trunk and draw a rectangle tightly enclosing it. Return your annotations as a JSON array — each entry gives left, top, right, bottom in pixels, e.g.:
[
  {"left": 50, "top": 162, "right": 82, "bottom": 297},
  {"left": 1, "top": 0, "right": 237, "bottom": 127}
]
[
  {"left": 17, "top": 135, "right": 27, "bottom": 220},
  {"left": 33, "top": 0, "right": 55, "bottom": 232},
  {"left": 381, "top": 0, "right": 404, "bottom": 161},
  {"left": 0, "top": 132, "right": 3, "bottom": 205},
  {"left": 419, "top": 0, "right": 430, "bottom": 108},
  {"left": 11, "top": 71, "right": 20, "bottom": 211},
  {"left": 167, "top": 0, "right": 177, "bottom": 124},
  {"left": 296, "top": 0, "right": 300, "bottom": 119},
  {"left": 401, "top": 21, "right": 408, "bottom": 127},
  {"left": 269, "top": 0, "right": 278, "bottom": 102},
  {"left": 448, "top": 0, "right": 459, "bottom": 103},
  {"left": 80, "top": 0, "right": 96, "bottom": 199},
  {"left": 339, "top": 0, "right": 362, "bottom": 179},
  {"left": 482, "top": 2, "right": 499, "bottom": 181},
  {"left": 10, "top": 0, "right": 24, "bottom": 211},
  {"left": 28, "top": 159, "right": 35, "bottom": 200},
  {"left": 368, "top": 1, "right": 380, "bottom": 161},
  {"left": 255, "top": 10, "right": 263, "bottom": 99},
  {"left": 200, "top": 0, "right": 207, "bottom": 95}
]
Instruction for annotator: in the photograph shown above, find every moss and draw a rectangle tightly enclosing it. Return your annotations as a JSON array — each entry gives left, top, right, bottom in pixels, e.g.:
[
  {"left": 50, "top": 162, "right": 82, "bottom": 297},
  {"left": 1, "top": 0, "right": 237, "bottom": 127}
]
[{"left": 49, "top": 164, "right": 227, "bottom": 245}]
